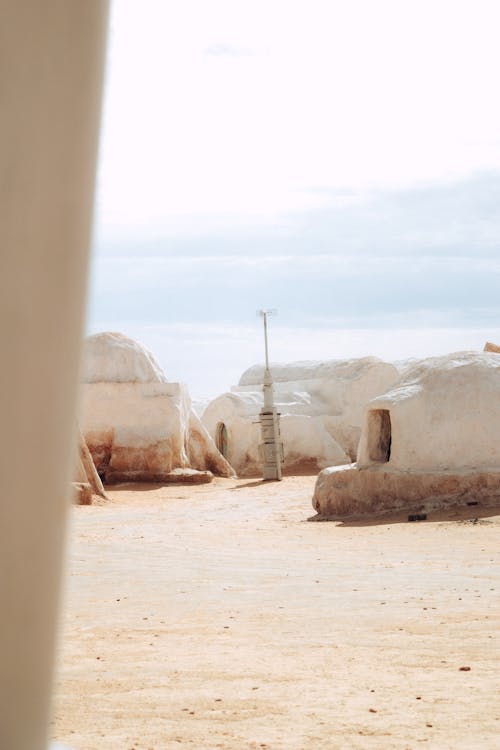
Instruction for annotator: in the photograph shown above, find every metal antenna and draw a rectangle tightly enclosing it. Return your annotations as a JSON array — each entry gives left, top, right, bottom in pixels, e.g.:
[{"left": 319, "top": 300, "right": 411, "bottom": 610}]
[{"left": 257, "top": 308, "right": 277, "bottom": 374}]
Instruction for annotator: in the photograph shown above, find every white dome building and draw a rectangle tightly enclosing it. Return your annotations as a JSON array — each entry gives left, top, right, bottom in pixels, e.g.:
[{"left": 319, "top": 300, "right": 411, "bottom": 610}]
[
  {"left": 313, "top": 351, "right": 500, "bottom": 517},
  {"left": 80, "top": 332, "right": 234, "bottom": 483},
  {"left": 83, "top": 331, "right": 167, "bottom": 384},
  {"left": 202, "top": 357, "right": 399, "bottom": 476}
]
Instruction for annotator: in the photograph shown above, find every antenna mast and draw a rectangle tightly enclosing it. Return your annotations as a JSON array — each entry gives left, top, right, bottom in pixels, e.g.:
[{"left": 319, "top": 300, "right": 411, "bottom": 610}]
[{"left": 257, "top": 309, "right": 283, "bottom": 480}]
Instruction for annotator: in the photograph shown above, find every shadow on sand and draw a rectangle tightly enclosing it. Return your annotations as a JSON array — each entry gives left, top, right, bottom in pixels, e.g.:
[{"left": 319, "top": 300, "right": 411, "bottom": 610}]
[
  {"left": 230, "top": 471, "right": 320, "bottom": 490},
  {"left": 105, "top": 482, "right": 175, "bottom": 493},
  {"left": 308, "top": 502, "right": 500, "bottom": 527},
  {"left": 230, "top": 479, "right": 269, "bottom": 490}
]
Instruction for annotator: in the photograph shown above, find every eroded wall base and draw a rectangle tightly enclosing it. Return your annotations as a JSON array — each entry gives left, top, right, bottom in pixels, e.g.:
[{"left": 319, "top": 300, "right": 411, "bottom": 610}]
[
  {"left": 81, "top": 383, "right": 235, "bottom": 481},
  {"left": 106, "top": 468, "right": 214, "bottom": 485},
  {"left": 312, "top": 463, "right": 500, "bottom": 519}
]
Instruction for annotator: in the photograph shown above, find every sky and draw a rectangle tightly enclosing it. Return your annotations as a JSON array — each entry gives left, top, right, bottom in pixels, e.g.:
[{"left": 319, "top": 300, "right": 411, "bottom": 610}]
[{"left": 88, "top": 0, "right": 500, "bottom": 398}]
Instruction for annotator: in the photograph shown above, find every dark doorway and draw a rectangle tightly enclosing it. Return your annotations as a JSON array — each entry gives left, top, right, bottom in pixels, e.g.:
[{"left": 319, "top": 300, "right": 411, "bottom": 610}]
[
  {"left": 215, "top": 422, "right": 228, "bottom": 459},
  {"left": 367, "top": 409, "right": 391, "bottom": 462}
]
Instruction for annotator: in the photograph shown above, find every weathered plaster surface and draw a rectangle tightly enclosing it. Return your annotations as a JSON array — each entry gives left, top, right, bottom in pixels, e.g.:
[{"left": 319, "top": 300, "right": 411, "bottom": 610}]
[
  {"left": 203, "top": 357, "right": 398, "bottom": 476},
  {"left": 312, "top": 463, "right": 500, "bottom": 518},
  {"left": 312, "top": 351, "right": 500, "bottom": 518},
  {"left": 81, "top": 382, "right": 233, "bottom": 481},
  {"left": 80, "top": 333, "right": 234, "bottom": 481},
  {"left": 80, "top": 382, "right": 188, "bottom": 476},
  {"left": 187, "top": 411, "right": 235, "bottom": 477},
  {"left": 357, "top": 351, "right": 500, "bottom": 472}
]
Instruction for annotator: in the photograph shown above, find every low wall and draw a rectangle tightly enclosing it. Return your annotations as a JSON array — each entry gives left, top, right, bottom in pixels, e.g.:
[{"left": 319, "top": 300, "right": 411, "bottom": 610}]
[{"left": 312, "top": 463, "right": 500, "bottom": 519}]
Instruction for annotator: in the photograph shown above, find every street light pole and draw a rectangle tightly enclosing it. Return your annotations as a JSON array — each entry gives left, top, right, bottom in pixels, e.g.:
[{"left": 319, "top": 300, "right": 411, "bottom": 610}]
[{"left": 257, "top": 309, "right": 283, "bottom": 480}]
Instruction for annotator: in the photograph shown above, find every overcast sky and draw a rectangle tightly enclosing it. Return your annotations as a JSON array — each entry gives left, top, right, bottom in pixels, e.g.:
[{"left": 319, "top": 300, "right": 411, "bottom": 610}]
[{"left": 88, "top": 0, "right": 500, "bottom": 398}]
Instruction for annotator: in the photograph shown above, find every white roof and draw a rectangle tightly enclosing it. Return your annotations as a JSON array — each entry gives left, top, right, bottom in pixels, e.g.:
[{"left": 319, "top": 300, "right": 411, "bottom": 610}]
[
  {"left": 82, "top": 332, "right": 167, "bottom": 383},
  {"left": 239, "top": 356, "right": 392, "bottom": 385}
]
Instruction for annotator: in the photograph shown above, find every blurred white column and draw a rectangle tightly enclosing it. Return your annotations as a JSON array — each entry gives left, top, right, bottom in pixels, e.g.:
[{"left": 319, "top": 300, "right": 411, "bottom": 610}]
[{"left": 0, "top": 2, "right": 108, "bottom": 749}]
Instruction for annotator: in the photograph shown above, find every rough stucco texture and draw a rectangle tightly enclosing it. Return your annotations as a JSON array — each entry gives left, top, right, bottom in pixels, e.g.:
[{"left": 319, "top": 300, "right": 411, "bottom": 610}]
[
  {"left": 312, "top": 463, "right": 500, "bottom": 518},
  {"left": 203, "top": 357, "right": 399, "bottom": 476},
  {"left": 313, "top": 351, "right": 500, "bottom": 517}
]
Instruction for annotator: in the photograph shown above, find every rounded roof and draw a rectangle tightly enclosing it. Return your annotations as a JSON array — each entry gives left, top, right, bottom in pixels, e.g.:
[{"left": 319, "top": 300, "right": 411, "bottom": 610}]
[
  {"left": 359, "top": 350, "right": 500, "bottom": 472},
  {"left": 372, "top": 350, "right": 500, "bottom": 407},
  {"left": 82, "top": 332, "right": 167, "bottom": 384},
  {"left": 239, "top": 356, "right": 394, "bottom": 385}
]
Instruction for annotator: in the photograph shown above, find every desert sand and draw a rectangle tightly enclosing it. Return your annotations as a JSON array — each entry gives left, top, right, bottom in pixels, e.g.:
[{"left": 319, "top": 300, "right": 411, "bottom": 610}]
[{"left": 52, "top": 477, "right": 500, "bottom": 749}]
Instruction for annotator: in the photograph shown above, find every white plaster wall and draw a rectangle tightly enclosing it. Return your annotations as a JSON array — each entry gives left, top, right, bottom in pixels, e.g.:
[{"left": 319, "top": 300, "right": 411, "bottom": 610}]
[
  {"left": 81, "top": 382, "right": 188, "bottom": 448},
  {"left": 80, "top": 382, "right": 191, "bottom": 475},
  {"left": 186, "top": 410, "right": 236, "bottom": 477},
  {"left": 318, "top": 360, "right": 399, "bottom": 426},
  {"left": 358, "top": 352, "right": 500, "bottom": 472},
  {"left": 204, "top": 357, "right": 399, "bottom": 474},
  {"left": 202, "top": 394, "right": 261, "bottom": 475},
  {"left": 80, "top": 380, "right": 235, "bottom": 478},
  {"left": 202, "top": 391, "right": 349, "bottom": 475},
  {"left": 280, "top": 415, "right": 349, "bottom": 469}
]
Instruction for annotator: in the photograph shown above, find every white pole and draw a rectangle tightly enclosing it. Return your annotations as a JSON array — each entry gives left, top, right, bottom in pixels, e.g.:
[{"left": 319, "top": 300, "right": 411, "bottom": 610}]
[
  {"left": 263, "top": 312, "right": 270, "bottom": 372},
  {"left": 0, "top": 3, "right": 108, "bottom": 749}
]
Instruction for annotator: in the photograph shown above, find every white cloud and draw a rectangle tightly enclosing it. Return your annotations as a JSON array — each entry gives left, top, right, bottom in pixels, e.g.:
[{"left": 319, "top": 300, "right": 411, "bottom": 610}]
[{"left": 97, "top": 0, "right": 500, "bottom": 228}]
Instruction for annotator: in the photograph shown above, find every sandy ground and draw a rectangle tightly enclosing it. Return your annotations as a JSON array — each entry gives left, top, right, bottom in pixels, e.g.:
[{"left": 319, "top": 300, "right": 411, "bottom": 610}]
[{"left": 52, "top": 476, "right": 500, "bottom": 750}]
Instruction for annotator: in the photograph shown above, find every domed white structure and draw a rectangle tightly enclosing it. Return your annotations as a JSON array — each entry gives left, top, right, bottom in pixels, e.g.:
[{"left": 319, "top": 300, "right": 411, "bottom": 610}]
[
  {"left": 202, "top": 357, "right": 399, "bottom": 476},
  {"left": 83, "top": 332, "right": 167, "bottom": 384},
  {"left": 80, "top": 332, "right": 234, "bottom": 483},
  {"left": 313, "top": 351, "right": 500, "bottom": 518}
]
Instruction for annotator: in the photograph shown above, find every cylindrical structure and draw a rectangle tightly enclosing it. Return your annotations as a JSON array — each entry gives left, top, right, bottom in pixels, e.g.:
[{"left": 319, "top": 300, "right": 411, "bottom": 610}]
[
  {"left": 258, "top": 313, "right": 283, "bottom": 480},
  {"left": 0, "top": 3, "right": 108, "bottom": 749},
  {"left": 259, "top": 405, "right": 283, "bottom": 480}
]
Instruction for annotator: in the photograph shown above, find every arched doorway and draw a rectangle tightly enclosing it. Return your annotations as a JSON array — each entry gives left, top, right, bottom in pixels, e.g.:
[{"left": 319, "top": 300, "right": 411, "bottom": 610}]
[{"left": 215, "top": 422, "right": 228, "bottom": 459}]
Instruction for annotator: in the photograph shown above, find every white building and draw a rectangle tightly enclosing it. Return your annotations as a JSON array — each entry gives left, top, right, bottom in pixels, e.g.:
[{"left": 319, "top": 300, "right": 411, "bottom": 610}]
[
  {"left": 313, "top": 351, "right": 500, "bottom": 517},
  {"left": 202, "top": 357, "right": 399, "bottom": 476},
  {"left": 80, "top": 332, "right": 234, "bottom": 482}
]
